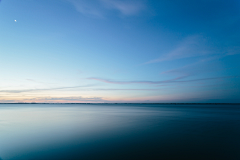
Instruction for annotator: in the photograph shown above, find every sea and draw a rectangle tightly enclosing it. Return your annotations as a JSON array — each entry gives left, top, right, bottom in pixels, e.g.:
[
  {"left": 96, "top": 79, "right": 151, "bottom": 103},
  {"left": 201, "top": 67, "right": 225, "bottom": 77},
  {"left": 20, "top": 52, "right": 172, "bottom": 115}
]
[{"left": 0, "top": 103, "right": 239, "bottom": 160}]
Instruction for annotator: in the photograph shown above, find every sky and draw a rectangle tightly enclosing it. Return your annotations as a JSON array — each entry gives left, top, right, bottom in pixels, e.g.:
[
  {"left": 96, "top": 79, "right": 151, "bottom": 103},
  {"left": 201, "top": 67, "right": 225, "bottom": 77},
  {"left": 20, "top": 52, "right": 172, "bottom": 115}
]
[{"left": 0, "top": 0, "right": 240, "bottom": 103}]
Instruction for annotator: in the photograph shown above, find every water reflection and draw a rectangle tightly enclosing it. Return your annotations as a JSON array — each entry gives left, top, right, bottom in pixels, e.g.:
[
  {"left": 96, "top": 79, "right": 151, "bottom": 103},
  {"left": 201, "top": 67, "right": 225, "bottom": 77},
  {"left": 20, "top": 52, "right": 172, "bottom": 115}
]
[{"left": 0, "top": 104, "right": 239, "bottom": 160}]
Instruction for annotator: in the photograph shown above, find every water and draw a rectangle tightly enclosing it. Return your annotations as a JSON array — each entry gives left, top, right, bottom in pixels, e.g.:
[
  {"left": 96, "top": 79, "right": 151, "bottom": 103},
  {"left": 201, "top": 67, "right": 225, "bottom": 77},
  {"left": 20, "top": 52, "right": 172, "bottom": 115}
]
[{"left": 0, "top": 104, "right": 239, "bottom": 160}]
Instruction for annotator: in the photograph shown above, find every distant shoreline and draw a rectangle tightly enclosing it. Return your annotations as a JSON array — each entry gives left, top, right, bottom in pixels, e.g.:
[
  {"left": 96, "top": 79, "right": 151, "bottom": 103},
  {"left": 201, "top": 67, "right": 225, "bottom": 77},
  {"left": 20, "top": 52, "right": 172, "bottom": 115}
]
[{"left": 0, "top": 103, "right": 239, "bottom": 105}]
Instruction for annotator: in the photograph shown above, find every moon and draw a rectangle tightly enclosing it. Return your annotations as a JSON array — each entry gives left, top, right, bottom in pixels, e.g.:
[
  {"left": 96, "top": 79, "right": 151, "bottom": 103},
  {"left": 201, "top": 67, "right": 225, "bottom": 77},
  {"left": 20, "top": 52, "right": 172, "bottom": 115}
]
[{"left": 14, "top": 20, "right": 17, "bottom": 22}]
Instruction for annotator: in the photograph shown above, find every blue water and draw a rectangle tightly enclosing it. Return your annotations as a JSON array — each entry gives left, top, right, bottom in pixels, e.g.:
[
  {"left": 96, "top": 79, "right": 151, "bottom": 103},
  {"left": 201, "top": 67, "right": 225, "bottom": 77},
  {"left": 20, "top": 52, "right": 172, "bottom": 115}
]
[{"left": 0, "top": 104, "right": 239, "bottom": 160}]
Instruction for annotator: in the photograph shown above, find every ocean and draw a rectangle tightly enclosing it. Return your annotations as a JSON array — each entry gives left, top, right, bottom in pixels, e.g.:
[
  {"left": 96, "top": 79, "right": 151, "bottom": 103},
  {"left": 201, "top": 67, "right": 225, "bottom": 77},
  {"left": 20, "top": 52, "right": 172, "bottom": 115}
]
[{"left": 0, "top": 104, "right": 239, "bottom": 160}]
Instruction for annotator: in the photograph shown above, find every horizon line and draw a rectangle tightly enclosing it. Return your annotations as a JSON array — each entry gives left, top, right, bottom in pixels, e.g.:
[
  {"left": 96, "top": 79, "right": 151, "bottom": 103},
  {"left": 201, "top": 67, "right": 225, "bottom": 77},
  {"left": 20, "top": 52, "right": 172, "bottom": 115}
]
[{"left": 0, "top": 103, "right": 239, "bottom": 105}]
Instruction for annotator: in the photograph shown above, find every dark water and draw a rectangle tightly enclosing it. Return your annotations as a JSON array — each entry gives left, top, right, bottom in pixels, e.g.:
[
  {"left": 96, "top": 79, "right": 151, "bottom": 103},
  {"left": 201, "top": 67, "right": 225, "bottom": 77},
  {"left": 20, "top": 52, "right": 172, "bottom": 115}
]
[{"left": 0, "top": 104, "right": 239, "bottom": 160}]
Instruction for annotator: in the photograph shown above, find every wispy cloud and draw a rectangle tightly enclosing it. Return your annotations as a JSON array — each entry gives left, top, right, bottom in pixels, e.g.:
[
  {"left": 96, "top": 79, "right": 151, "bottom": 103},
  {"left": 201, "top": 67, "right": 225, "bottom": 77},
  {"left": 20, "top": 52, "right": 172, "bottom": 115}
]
[
  {"left": 0, "top": 96, "right": 107, "bottom": 103},
  {"left": 160, "top": 47, "right": 240, "bottom": 77},
  {"left": 0, "top": 85, "right": 163, "bottom": 94},
  {"left": 68, "top": 0, "right": 145, "bottom": 18},
  {"left": 88, "top": 76, "right": 187, "bottom": 84},
  {"left": 29, "top": 96, "right": 105, "bottom": 103},
  {"left": 145, "top": 34, "right": 240, "bottom": 65},
  {"left": 161, "top": 60, "right": 221, "bottom": 76},
  {"left": 95, "top": 88, "right": 162, "bottom": 91},
  {"left": 88, "top": 75, "right": 237, "bottom": 85},
  {"left": 68, "top": 0, "right": 104, "bottom": 18},
  {"left": 0, "top": 84, "right": 95, "bottom": 93},
  {"left": 145, "top": 35, "right": 215, "bottom": 64},
  {"left": 100, "top": 0, "right": 145, "bottom": 16},
  {"left": 25, "top": 79, "right": 56, "bottom": 85},
  {"left": 1, "top": 76, "right": 238, "bottom": 94},
  {"left": 0, "top": 100, "right": 17, "bottom": 103},
  {"left": 226, "top": 46, "right": 240, "bottom": 55}
]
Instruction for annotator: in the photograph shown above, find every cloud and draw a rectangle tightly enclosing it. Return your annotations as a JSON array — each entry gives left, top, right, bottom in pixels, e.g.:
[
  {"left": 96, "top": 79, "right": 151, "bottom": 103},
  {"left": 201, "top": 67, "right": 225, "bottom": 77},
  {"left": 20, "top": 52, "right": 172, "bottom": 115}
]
[
  {"left": 26, "top": 79, "right": 35, "bottom": 82},
  {"left": 88, "top": 75, "right": 237, "bottom": 85},
  {"left": 0, "top": 96, "right": 107, "bottom": 103},
  {"left": 95, "top": 88, "right": 161, "bottom": 91},
  {"left": 0, "top": 85, "right": 163, "bottom": 94},
  {"left": 25, "top": 79, "right": 56, "bottom": 85},
  {"left": 145, "top": 35, "right": 215, "bottom": 64},
  {"left": 68, "top": 0, "right": 103, "bottom": 18},
  {"left": 161, "top": 60, "right": 222, "bottom": 77},
  {"left": 100, "top": 0, "right": 145, "bottom": 16},
  {"left": 160, "top": 46, "right": 240, "bottom": 77},
  {"left": 88, "top": 76, "right": 187, "bottom": 84},
  {"left": 68, "top": 0, "right": 145, "bottom": 18},
  {"left": 226, "top": 46, "right": 240, "bottom": 55},
  {"left": 0, "top": 99, "right": 17, "bottom": 103},
  {"left": 32, "top": 96, "right": 105, "bottom": 102},
  {"left": 145, "top": 34, "right": 240, "bottom": 65},
  {"left": 0, "top": 84, "right": 95, "bottom": 93}
]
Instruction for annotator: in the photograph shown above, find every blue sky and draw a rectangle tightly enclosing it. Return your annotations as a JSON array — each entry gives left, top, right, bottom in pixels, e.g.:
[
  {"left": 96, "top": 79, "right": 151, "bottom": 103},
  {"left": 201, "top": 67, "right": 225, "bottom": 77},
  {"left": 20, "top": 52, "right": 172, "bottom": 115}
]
[{"left": 0, "top": 0, "right": 240, "bottom": 103}]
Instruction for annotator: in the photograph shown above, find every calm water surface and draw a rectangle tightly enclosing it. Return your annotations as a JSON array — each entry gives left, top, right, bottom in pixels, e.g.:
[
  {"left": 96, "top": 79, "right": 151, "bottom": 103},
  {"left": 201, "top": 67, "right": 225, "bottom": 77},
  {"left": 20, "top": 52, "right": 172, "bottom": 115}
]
[{"left": 0, "top": 104, "right": 239, "bottom": 160}]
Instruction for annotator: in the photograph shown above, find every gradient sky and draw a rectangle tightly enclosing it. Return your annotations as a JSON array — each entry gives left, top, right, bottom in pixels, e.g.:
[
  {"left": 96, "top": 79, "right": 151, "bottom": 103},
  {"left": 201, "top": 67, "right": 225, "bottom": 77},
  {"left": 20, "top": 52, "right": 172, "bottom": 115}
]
[{"left": 0, "top": 0, "right": 240, "bottom": 103}]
